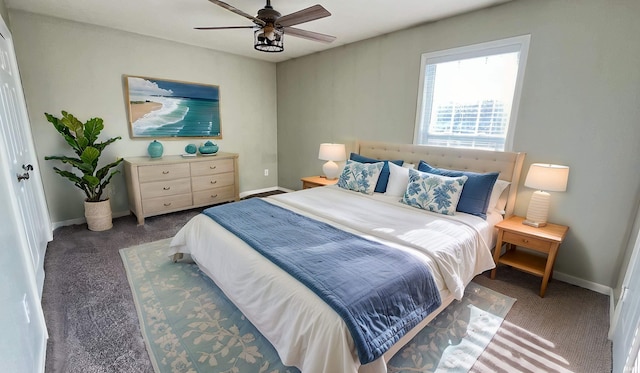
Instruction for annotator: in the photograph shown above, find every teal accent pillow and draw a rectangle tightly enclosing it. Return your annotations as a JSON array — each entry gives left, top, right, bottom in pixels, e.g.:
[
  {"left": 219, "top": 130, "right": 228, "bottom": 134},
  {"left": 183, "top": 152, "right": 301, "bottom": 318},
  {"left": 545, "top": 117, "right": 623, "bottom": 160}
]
[
  {"left": 402, "top": 169, "right": 468, "bottom": 215},
  {"left": 337, "top": 160, "right": 384, "bottom": 195},
  {"left": 349, "top": 153, "right": 403, "bottom": 193},
  {"left": 417, "top": 161, "right": 499, "bottom": 219}
]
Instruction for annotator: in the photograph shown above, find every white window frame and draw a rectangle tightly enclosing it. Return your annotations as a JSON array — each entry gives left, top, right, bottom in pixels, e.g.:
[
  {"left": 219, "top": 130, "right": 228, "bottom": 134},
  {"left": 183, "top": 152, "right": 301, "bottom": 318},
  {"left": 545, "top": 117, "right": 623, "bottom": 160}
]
[{"left": 413, "top": 35, "right": 531, "bottom": 151}]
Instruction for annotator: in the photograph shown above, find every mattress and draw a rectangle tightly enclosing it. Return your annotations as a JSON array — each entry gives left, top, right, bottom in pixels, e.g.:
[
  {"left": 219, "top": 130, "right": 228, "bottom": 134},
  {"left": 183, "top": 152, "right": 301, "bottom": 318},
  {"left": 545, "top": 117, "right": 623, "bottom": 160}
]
[{"left": 169, "top": 186, "right": 497, "bottom": 372}]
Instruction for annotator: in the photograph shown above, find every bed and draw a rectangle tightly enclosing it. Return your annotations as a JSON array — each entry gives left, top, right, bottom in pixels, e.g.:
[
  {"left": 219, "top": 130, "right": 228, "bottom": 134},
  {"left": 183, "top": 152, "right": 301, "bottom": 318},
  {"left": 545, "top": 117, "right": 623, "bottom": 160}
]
[{"left": 169, "top": 141, "right": 525, "bottom": 373}]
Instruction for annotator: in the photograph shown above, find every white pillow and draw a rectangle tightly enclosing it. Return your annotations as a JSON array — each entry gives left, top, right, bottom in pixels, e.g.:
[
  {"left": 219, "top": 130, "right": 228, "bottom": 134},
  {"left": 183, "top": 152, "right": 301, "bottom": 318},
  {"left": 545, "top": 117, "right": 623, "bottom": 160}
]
[
  {"left": 402, "top": 163, "right": 415, "bottom": 169},
  {"left": 337, "top": 160, "right": 384, "bottom": 195},
  {"left": 402, "top": 169, "right": 468, "bottom": 215},
  {"left": 385, "top": 162, "right": 411, "bottom": 197},
  {"left": 488, "top": 179, "right": 511, "bottom": 214}
]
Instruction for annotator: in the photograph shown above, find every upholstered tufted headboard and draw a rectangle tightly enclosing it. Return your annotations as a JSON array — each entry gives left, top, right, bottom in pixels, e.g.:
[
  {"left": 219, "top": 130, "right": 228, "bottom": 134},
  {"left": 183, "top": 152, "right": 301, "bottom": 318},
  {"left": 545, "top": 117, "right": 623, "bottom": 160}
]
[{"left": 356, "top": 141, "right": 526, "bottom": 217}]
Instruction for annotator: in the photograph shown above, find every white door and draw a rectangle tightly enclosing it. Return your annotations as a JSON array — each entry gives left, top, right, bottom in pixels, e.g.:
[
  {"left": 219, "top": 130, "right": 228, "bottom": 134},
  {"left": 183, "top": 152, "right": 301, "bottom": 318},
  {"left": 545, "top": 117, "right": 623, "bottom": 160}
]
[
  {"left": 0, "top": 15, "right": 50, "bottom": 373},
  {"left": 0, "top": 17, "right": 52, "bottom": 295},
  {"left": 612, "top": 219, "right": 640, "bottom": 372}
]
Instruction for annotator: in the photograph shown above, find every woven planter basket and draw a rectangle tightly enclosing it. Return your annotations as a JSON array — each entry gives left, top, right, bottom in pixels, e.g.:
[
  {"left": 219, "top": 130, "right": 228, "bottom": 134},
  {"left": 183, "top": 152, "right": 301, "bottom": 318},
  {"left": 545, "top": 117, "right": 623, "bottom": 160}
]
[{"left": 84, "top": 199, "right": 113, "bottom": 231}]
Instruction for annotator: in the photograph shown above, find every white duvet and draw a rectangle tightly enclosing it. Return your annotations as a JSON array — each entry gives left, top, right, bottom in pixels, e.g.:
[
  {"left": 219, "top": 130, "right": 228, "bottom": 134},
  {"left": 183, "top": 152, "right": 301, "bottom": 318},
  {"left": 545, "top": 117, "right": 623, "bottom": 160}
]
[{"left": 169, "top": 186, "right": 497, "bottom": 373}]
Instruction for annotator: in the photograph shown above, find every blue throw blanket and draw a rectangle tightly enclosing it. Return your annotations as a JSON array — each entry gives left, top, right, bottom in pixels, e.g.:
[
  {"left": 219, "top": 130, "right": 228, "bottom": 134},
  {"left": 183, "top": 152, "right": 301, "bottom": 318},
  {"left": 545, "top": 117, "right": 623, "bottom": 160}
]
[{"left": 202, "top": 198, "right": 441, "bottom": 364}]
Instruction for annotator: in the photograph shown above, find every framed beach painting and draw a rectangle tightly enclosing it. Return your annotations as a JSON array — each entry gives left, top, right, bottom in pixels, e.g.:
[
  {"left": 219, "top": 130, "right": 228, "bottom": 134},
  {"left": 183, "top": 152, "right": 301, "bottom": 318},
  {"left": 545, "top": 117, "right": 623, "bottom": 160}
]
[{"left": 124, "top": 75, "right": 222, "bottom": 138}]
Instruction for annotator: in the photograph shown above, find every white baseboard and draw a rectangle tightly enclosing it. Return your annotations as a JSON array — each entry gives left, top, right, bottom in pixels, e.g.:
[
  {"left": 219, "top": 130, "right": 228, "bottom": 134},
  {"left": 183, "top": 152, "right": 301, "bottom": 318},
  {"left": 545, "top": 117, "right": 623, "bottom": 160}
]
[
  {"left": 51, "top": 209, "right": 130, "bottom": 230},
  {"left": 52, "top": 188, "right": 294, "bottom": 229},
  {"left": 553, "top": 270, "right": 612, "bottom": 296}
]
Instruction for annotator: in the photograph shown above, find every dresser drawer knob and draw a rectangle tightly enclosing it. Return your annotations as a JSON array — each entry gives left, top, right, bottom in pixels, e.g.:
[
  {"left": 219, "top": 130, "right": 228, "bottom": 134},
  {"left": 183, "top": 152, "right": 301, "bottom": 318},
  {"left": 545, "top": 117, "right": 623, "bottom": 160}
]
[
  {"left": 164, "top": 202, "right": 172, "bottom": 207},
  {"left": 210, "top": 180, "right": 217, "bottom": 184},
  {"left": 163, "top": 186, "right": 171, "bottom": 190},
  {"left": 522, "top": 239, "right": 529, "bottom": 243},
  {"left": 210, "top": 166, "right": 217, "bottom": 170},
  {"left": 211, "top": 194, "right": 218, "bottom": 198},
  {"left": 162, "top": 171, "right": 170, "bottom": 174}
]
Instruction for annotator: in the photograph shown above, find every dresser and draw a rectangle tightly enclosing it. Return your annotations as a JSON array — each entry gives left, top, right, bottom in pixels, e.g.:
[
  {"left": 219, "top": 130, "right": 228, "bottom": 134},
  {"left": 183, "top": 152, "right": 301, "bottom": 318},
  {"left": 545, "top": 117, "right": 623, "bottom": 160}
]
[{"left": 123, "top": 153, "right": 239, "bottom": 225}]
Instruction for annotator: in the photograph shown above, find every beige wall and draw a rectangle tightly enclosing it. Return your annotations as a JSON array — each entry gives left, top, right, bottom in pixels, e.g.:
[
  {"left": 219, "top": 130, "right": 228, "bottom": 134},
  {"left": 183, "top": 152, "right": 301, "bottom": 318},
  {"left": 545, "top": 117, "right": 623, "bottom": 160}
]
[
  {"left": 276, "top": 0, "right": 640, "bottom": 288},
  {"left": 9, "top": 11, "right": 278, "bottom": 224}
]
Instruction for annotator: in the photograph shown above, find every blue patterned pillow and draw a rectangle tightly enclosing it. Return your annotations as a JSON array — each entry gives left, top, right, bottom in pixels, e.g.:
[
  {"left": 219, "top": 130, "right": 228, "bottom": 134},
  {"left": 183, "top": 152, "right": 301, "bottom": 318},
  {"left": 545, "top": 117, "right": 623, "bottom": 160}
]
[
  {"left": 349, "top": 153, "right": 404, "bottom": 193},
  {"left": 418, "top": 161, "right": 499, "bottom": 219},
  {"left": 402, "top": 169, "right": 468, "bottom": 215},
  {"left": 337, "top": 160, "right": 384, "bottom": 195}
]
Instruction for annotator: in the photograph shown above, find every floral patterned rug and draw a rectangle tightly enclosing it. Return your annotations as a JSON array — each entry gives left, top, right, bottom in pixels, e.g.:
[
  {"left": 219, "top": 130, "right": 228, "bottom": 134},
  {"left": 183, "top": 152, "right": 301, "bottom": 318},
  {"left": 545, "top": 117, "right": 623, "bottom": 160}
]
[{"left": 120, "top": 238, "right": 515, "bottom": 373}]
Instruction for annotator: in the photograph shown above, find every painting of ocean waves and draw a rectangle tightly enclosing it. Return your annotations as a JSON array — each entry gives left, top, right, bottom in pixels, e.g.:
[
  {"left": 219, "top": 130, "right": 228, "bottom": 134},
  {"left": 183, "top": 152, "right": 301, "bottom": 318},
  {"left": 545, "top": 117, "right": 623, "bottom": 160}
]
[{"left": 126, "top": 76, "right": 222, "bottom": 138}]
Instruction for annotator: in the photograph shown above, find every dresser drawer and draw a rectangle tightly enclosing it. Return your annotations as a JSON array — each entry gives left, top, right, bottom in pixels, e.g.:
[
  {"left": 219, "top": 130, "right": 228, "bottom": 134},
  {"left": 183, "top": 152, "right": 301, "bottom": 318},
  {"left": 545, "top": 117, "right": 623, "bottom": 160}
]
[
  {"left": 138, "top": 163, "right": 190, "bottom": 183},
  {"left": 193, "top": 186, "right": 236, "bottom": 206},
  {"left": 142, "top": 193, "right": 193, "bottom": 215},
  {"left": 140, "top": 178, "right": 192, "bottom": 199},
  {"left": 502, "top": 231, "right": 553, "bottom": 252},
  {"left": 191, "top": 158, "right": 234, "bottom": 176},
  {"left": 191, "top": 172, "right": 235, "bottom": 192}
]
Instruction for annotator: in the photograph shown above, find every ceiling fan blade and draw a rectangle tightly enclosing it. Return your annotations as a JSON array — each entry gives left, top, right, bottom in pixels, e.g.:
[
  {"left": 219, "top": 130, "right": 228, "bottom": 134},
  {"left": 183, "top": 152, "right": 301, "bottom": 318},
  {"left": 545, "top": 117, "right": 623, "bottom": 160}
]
[
  {"left": 208, "top": 0, "right": 266, "bottom": 26},
  {"left": 284, "top": 27, "right": 336, "bottom": 43},
  {"left": 195, "top": 26, "right": 256, "bottom": 30},
  {"left": 277, "top": 5, "right": 331, "bottom": 27}
]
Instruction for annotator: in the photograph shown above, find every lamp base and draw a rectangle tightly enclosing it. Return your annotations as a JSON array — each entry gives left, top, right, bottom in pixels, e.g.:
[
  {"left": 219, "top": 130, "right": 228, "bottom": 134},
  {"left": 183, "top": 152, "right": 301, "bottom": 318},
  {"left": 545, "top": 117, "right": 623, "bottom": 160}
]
[
  {"left": 522, "top": 219, "right": 547, "bottom": 228},
  {"left": 322, "top": 161, "right": 340, "bottom": 180},
  {"left": 524, "top": 190, "right": 551, "bottom": 228}
]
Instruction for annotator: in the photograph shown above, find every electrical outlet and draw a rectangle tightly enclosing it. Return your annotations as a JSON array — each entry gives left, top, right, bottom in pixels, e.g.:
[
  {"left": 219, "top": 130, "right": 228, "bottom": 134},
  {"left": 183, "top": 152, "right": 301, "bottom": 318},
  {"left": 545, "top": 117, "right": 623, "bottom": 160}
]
[{"left": 264, "top": 169, "right": 269, "bottom": 176}]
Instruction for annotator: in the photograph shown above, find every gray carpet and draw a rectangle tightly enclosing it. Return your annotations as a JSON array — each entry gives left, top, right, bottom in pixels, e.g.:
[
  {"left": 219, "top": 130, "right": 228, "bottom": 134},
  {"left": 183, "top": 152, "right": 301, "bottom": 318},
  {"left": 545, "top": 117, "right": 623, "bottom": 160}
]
[{"left": 42, "top": 205, "right": 611, "bottom": 373}]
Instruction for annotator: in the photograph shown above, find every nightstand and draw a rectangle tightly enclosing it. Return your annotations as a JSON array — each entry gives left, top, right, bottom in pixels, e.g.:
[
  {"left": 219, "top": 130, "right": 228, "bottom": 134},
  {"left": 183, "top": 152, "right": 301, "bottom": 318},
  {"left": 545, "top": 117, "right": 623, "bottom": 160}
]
[
  {"left": 301, "top": 176, "right": 338, "bottom": 189},
  {"left": 490, "top": 215, "right": 569, "bottom": 297}
]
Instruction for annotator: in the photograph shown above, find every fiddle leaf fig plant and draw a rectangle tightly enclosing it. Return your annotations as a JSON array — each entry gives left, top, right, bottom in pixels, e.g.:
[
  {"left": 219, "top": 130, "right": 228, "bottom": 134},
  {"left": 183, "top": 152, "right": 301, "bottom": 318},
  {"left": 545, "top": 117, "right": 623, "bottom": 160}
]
[{"left": 44, "top": 111, "right": 123, "bottom": 202}]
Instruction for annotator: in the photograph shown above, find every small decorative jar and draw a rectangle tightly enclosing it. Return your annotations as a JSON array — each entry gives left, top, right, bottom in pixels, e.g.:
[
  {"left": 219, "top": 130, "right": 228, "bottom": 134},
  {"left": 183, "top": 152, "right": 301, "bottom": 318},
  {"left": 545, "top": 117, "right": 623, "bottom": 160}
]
[
  {"left": 184, "top": 144, "right": 197, "bottom": 154},
  {"left": 148, "top": 140, "right": 163, "bottom": 158},
  {"left": 199, "top": 141, "right": 219, "bottom": 155}
]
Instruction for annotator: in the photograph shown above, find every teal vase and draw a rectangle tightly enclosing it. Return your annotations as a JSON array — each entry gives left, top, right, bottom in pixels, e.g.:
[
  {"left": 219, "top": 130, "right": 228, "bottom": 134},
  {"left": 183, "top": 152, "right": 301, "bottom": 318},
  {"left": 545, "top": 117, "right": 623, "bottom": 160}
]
[
  {"left": 199, "top": 141, "right": 219, "bottom": 155},
  {"left": 148, "top": 140, "right": 163, "bottom": 158},
  {"left": 185, "top": 144, "right": 197, "bottom": 154}
]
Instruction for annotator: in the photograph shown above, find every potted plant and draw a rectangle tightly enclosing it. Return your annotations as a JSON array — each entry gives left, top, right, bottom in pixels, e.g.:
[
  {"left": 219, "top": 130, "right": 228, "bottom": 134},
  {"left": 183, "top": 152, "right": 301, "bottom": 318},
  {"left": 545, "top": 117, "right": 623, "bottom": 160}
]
[{"left": 44, "top": 111, "right": 123, "bottom": 231}]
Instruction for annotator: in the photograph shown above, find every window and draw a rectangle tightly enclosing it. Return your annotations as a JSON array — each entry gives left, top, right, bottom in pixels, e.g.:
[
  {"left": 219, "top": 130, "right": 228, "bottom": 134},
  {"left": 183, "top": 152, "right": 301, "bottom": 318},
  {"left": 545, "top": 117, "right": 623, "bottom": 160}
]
[{"left": 414, "top": 35, "right": 530, "bottom": 151}]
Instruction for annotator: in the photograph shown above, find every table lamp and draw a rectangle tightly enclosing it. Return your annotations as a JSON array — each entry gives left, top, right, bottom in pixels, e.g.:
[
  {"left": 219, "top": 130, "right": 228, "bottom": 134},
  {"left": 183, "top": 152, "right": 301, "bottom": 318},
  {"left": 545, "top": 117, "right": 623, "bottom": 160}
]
[
  {"left": 523, "top": 163, "right": 569, "bottom": 227},
  {"left": 318, "top": 143, "right": 346, "bottom": 180}
]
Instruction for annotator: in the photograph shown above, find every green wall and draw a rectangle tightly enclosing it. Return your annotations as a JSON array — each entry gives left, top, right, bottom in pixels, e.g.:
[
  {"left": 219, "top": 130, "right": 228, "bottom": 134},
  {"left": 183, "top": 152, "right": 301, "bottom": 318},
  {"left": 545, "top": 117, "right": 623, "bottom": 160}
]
[
  {"left": 276, "top": 0, "right": 640, "bottom": 288},
  {"left": 9, "top": 11, "right": 278, "bottom": 225}
]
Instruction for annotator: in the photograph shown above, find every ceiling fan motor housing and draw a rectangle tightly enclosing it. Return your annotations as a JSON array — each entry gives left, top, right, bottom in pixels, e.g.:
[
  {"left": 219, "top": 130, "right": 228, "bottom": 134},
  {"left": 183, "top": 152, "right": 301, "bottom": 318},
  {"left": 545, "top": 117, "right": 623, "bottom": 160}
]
[{"left": 257, "top": 7, "right": 281, "bottom": 25}]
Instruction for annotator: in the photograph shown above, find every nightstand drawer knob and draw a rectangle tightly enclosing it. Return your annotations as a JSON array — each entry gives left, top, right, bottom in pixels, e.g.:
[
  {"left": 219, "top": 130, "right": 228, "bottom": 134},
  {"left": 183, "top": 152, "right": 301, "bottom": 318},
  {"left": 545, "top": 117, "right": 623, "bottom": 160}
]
[{"left": 522, "top": 239, "right": 529, "bottom": 243}]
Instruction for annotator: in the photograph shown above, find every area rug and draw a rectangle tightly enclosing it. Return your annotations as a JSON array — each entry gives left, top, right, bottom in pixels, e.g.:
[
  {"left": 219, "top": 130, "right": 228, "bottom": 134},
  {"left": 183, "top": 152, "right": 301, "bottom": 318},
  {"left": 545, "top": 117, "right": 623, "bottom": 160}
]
[{"left": 120, "top": 238, "right": 515, "bottom": 373}]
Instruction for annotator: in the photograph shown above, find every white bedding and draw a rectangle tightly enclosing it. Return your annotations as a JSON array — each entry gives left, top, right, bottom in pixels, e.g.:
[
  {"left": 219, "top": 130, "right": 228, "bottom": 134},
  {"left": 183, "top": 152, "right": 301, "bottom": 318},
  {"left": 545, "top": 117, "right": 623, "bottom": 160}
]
[{"left": 169, "top": 186, "right": 497, "bottom": 373}]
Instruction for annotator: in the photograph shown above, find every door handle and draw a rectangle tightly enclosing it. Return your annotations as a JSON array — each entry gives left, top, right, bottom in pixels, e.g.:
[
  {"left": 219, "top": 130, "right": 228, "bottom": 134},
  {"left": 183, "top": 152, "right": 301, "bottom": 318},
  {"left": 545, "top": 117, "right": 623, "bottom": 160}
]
[{"left": 17, "top": 164, "right": 33, "bottom": 182}]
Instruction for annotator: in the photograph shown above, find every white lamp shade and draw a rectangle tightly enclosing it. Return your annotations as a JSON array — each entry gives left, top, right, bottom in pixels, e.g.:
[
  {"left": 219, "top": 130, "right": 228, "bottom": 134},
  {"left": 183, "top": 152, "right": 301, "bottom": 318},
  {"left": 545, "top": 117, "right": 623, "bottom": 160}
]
[
  {"left": 524, "top": 163, "right": 569, "bottom": 192},
  {"left": 318, "top": 143, "right": 346, "bottom": 161}
]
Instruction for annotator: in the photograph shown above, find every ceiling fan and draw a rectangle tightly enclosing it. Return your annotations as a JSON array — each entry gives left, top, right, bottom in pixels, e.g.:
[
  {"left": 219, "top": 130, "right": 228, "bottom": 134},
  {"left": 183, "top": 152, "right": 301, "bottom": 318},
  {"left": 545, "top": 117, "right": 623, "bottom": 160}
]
[{"left": 196, "top": 0, "right": 336, "bottom": 52}]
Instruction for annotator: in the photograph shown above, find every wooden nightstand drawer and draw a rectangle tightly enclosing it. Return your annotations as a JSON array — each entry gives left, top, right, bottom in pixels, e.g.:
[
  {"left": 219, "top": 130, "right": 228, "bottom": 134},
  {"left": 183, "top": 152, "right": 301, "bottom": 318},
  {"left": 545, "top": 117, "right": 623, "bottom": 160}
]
[
  {"left": 191, "top": 158, "right": 234, "bottom": 176},
  {"left": 138, "top": 163, "right": 190, "bottom": 182},
  {"left": 140, "top": 178, "right": 192, "bottom": 199},
  {"left": 502, "top": 231, "right": 552, "bottom": 253},
  {"left": 191, "top": 172, "right": 235, "bottom": 192}
]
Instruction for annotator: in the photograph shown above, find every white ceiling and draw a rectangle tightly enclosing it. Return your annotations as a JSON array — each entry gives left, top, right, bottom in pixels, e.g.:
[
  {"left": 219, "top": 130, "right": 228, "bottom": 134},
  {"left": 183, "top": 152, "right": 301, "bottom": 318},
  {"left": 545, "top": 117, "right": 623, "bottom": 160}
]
[{"left": 6, "top": 0, "right": 512, "bottom": 63}]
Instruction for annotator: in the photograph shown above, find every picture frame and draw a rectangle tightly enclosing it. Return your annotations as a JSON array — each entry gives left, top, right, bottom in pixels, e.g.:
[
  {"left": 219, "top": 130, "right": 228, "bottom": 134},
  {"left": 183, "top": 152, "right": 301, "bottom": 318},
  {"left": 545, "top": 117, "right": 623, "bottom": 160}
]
[{"left": 124, "top": 75, "right": 222, "bottom": 139}]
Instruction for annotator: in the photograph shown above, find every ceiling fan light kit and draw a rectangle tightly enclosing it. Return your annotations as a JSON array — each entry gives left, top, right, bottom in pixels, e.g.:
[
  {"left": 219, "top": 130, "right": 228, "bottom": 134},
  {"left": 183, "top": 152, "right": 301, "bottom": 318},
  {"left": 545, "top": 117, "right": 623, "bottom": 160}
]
[
  {"left": 198, "top": 0, "right": 335, "bottom": 53},
  {"left": 254, "top": 25, "right": 284, "bottom": 52}
]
